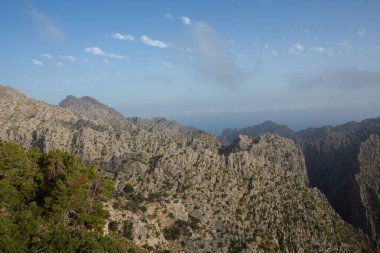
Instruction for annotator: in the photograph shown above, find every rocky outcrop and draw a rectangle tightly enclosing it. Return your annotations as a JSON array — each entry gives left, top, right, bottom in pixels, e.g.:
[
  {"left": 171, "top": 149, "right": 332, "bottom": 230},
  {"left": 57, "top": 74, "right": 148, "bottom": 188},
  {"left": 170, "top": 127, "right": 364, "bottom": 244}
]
[
  {"left": 59, "top": 95, "right": 125, "bottom": 123},
  {"left": 303, "top": 119, "right": 380, "bottom": 247},
  {"left": 0, "top": 85, "right": 374, "bottom": 252},
  {"left": 357, "top": 135, "right": 380, "bottom": 246},
  {"left": 219, "top": 118, "right": 380, "bottom": 247}
]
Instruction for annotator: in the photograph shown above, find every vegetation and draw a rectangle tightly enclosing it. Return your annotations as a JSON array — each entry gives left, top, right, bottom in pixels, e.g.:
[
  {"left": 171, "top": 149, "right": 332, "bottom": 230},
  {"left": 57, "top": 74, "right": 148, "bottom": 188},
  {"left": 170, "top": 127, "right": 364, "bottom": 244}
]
[{"left": 0, "top": 140, "right": 139, "bottom": 252}]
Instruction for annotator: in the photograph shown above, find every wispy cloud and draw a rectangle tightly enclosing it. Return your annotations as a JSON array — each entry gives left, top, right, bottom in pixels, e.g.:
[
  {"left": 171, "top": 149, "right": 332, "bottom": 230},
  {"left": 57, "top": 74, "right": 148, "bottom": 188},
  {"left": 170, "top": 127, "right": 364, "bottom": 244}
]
[
  {"left": 111, "top": 33, "right": 135, "bottom": 41},
  {"left": 294, "top": 67, "right": 380, "bottom": 89},
  {"left": 30, "top": 8, "right": 65, "bottom": 39},
  {"left": 180, "top": 16, "right": 192, "bottom": 25},
  {"left": 310, "top": 46, "right": 325, "bottom": 54},
  {"left": 60, "top": 55, "right": 75, "bottom": 62},
  {"left": 55, "top": 62, "right": 63, "bottom": 67},
  {"left": 165, "top": 13, "right": 192, "bottom": 26},
  {"left": 357, "top": 29, "right": 367, "bottom": 36},
  {"left": 165, "top": 13, "right": 173, "bottom": 20},
  {"left": 32, "top": 59, "right": 43, "bottom": 66},
  {"left": 192, "top": 22, "right": 242, "bottom": 88},
  {"left": 85, "top": 46, "right": 127, "bottom": 59},
  {"left": 41, "top": 53, "right": 53, "bottom": 59},
  {"left": 288, "top": 43, "right": 304, "bottom": 54},
  {"left": 141, "top": 35, "right": 168, "bottom": 48}
]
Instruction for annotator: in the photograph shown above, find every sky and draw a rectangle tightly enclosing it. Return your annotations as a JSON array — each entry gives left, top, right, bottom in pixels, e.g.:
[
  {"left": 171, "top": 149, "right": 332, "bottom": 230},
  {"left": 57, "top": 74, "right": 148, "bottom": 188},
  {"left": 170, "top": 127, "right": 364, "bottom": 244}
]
[{"left": 1, "top": 0, "right": 380, "bottom": 134}]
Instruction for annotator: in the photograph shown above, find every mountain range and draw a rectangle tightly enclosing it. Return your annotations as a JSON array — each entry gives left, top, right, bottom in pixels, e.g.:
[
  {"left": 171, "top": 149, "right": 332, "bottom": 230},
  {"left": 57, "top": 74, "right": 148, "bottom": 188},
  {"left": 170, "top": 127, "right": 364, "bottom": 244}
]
[
  {"left": 0, "top": 85, "right": 378, "bottom": 252},
  {"left": 220, "top": 117, "right": 380, "bottom": 248}
]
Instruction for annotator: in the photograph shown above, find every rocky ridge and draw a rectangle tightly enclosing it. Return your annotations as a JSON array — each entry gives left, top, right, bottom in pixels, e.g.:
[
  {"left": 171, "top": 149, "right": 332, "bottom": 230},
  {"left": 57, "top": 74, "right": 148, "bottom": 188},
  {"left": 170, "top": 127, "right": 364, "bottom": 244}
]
[
  {"left": 0, "top": 85, "right": 374, "bottom": 252},
  {"left": 220, "top": 118, "right": 380, "bottom": 248}
]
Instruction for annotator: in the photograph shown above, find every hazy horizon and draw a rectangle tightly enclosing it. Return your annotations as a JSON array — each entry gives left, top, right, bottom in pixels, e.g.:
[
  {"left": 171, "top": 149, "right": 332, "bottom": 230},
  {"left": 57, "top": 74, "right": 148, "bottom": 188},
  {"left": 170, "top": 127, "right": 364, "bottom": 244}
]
[{"left": 1, "top": 0, "right": 379, "bottom": 134}]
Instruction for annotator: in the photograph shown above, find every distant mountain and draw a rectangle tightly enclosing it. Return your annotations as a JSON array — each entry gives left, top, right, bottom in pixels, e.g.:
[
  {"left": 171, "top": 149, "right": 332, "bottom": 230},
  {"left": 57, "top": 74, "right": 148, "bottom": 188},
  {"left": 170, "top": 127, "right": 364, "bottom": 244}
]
[
  {"left": 0, "top": 84, "right": 374, "bottom": 252},
  {"left": 59, "top": 95, "right": 204, "bottom": 136},
  {"left": 219, "top": 121, "right": 294, "bottom": 145},
  {"left": 59, "top": 95, "right": 125, "bottom": 123}
]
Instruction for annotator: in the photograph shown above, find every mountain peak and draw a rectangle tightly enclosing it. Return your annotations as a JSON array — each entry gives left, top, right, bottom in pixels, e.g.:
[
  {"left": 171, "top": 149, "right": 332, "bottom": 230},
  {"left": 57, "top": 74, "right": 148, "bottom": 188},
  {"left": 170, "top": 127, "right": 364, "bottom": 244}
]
[{"left": 59, "top": 95, "right": 125, "bottom": 123}]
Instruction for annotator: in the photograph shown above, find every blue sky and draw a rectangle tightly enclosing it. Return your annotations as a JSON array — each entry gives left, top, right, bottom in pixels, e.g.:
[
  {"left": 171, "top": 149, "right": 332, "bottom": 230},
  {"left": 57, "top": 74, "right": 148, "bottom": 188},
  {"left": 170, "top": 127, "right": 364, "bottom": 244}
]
[{"left": 1, "top": 0, "right": 380, "bottom": 134}]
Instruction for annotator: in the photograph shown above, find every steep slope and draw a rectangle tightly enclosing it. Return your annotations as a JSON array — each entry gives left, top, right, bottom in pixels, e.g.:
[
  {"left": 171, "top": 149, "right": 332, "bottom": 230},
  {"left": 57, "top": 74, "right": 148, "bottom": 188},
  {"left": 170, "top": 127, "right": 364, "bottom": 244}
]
[
  {"left": 303, "top": 119, "right": 380, "bottom": 247},
  {"left": 0, "top": 85, "right": 374, "bottom": 252},
  {"left": 357, "top": 135, "right": 380, "bottom": 245},
  {"left": 108, "top": 134, "right": 368, "bottom": 252},
  {"left": 219, "top": 118, "right": 380, "bottom": 247},
  {"left": 219, "top": 121, "right": 294, "bottom": 145}
]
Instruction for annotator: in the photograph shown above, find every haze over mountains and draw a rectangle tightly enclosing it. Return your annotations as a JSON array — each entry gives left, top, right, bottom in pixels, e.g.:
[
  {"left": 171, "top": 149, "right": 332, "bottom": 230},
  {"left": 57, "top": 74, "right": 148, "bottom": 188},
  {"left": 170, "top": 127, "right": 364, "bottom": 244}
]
[{"left": 1, "top": 84, "right": 379, "bottom": 252}]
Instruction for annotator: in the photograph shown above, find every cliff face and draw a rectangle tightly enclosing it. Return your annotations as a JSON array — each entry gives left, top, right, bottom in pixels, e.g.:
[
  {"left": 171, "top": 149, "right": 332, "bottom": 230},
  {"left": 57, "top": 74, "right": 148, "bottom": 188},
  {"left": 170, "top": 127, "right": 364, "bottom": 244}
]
[
  {"left": 357, "top": 135, "right": 380, "bottom": 245},
  {"left": 0, "top": 85, "right": 374, "bottom": 252},
  {"left": 219, "top": 118, "right": 380, "bottom": 247},
  {"left": 303, "top": 120, "right": 380, "bottom": 247}
]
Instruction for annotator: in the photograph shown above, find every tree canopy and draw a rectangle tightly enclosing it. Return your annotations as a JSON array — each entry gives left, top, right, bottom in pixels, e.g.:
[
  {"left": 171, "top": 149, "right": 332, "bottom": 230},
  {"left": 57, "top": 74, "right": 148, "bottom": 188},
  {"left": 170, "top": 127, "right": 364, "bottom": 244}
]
[{"left": 0, "top": 140, "right": 130, "bottom": 252}]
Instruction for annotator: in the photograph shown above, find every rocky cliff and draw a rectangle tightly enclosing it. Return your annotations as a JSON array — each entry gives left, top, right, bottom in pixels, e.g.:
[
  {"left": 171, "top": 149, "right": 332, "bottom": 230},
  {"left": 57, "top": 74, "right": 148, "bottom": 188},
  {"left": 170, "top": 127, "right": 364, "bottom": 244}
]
[
  {"left": 220, "top": 118, "right": 380, "bottom": 248},
  {"left": 0, "top": 85, "right": 374, "bottom": 252},
  {"left": 304, "top": 122, "right": 380, "bottom": 248}
]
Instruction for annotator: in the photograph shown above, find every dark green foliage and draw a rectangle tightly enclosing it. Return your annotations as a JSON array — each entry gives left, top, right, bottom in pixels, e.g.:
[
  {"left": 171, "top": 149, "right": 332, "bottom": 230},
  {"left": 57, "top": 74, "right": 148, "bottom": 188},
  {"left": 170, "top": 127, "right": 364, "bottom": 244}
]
[
  {"left": 109, "top": 220, "right": 119, "bottom": 232},
  {"left": 163, "top": 219, "right": 193, "bottom": 240},
  {"left": 123, "top": 220, "right": 134, "bottom": 239},
  {"left": 228, "top": 239, "right": 247, "bottom": 253},
  {"left": 123, "top": 184, "right": 135, "bottom": 195},
  {"left": 0, "top": 140, "right": 137, "bottom": 252}
]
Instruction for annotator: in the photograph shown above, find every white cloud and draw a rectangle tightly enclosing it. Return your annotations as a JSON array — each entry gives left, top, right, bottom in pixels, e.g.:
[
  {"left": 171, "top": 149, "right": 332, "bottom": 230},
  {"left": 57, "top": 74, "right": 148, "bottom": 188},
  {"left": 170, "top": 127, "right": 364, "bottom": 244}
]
[
  {"left": 85, "top": 46, "right": 126, "bottom": 59},
  {"left": 165, "top": 13, "right": 173, "bottom": 20},
  {"left": 30, "top": 8, "right": 65, "bottom": 39},
  {"left": 111, "top": 33, "right": 135, "bottom": 41},
  {"left": 32, "top": 59, "right": 43, "bottom": 66},
  {"left": 357, "top": 29, "right": 367, "bottom": 36},
  {"left": 104, "top": 59, "right": 110, "bottom": 64},
  {"left": 85, "top": 47, "right": 104, "bottom": 55},
  {"left": 192, "top": 22, "right": 242, "bottom": 88},
  {"left": 141, "top": 35, "right": 168, "bottom": 48},
  {"left": 271, "top": 50, "right": 278, "bottom": 56},
  {"left": 288, "top": 43, "right": 304, "bottom": 55},
  {"left": 310, "top": 46, "right": 325, "bottom": 53},
  {"left": 55, "top": 62, "right": 63, "bottom": 67},
  {"left": 180, "top": 16, "right": 191, "bottom": 25},
  {"left": 41, "top": 53, "right": 53, "bottom": 59},
  {"left": 60, "top": 55, "right": 75, "bottom": 62}
]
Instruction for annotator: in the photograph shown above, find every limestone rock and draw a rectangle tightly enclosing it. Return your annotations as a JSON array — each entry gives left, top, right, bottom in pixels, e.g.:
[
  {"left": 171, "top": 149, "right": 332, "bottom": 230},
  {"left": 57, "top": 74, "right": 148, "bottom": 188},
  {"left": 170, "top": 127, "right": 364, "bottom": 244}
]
[{"left": 0, "top": 85, "right": 374, "bottom": 252}]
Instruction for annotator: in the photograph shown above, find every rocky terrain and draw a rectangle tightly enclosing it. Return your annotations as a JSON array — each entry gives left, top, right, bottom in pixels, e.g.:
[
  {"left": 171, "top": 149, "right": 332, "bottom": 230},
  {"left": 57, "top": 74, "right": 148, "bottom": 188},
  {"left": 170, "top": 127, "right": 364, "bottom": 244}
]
[
  {"left": 220, "top": 118, "right": 380, "bottom": 248},
  {"left": 304, "top": 119, "right": 380, "bottom": 248},
  {"left": 0, "top": 85, "right": 375, "bottom": 252}
]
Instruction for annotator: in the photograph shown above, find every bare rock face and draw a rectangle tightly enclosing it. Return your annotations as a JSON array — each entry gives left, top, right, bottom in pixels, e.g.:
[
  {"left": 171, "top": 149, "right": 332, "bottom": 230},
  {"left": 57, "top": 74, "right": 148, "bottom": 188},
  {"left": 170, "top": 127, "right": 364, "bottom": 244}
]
[
  {"left": 357, "top": 135, "right": 380, "bottom": 247},
  {"left": 303, "top": 119, "right": 380, "bottom": 247},
  {"left": 0, "top": 85, "right": 374, "bottom": 252}
]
